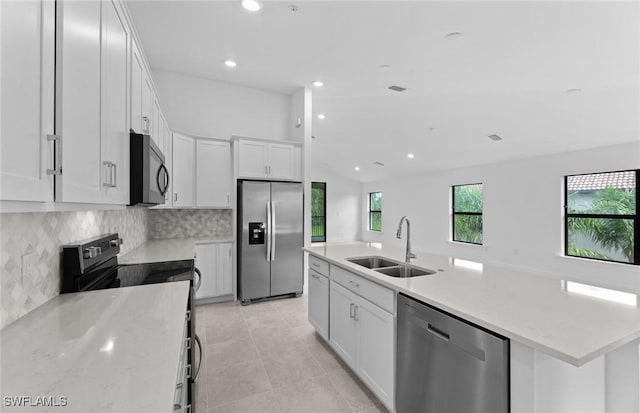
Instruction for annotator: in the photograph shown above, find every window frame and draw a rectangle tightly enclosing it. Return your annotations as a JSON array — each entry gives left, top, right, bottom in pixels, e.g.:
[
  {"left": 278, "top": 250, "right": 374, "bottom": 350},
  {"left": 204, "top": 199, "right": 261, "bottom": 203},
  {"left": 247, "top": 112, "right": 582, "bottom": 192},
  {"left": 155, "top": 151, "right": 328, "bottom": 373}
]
[
  {"left": 368, "top": 191, "right": 382, "bottom": 232},
  {"left": 311, "top": 182, "right": 327, "bottom": 243},
  {"left": 451, "top": 183, "right": 484, "bottom": 245},
  {"left": 564, "top": 169, "right": 639, "bottom": 266}
]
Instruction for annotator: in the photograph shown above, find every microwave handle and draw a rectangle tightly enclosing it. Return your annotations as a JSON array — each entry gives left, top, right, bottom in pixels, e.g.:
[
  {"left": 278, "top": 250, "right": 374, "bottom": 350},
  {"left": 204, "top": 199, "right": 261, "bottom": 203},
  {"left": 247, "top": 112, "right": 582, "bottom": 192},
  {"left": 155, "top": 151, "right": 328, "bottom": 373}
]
[{"left": 157, "top": 164, "right": 170, "bottom": 195}]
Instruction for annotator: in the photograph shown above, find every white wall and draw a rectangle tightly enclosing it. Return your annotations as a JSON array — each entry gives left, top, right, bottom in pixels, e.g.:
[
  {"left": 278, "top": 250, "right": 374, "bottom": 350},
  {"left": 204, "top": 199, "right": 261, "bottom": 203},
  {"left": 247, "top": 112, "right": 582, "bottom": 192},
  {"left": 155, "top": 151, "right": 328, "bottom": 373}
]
[
  {"left": 153, "top": 70, "right": 291, "bottom": 139},
  {"left": 360, "top": 142, "right": 640, "bottom": 294},
  {"left": 312, "top": 163, "right": 361, "bottom": 242}
]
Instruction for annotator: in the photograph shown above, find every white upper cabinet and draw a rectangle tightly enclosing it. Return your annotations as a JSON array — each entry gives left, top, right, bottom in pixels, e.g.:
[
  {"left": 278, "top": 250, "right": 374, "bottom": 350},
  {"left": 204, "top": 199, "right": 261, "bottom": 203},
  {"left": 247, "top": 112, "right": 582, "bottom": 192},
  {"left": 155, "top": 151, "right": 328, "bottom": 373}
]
[
  {"left": 196, "top": 140, "right": 231, "bottom": 208},
  {"left": 55, "top": 0, "right": 104, "bottom": 203},
  {"left": 172, "top": 132, "right": 195, "bottom": 208},
  {"left": 236, "top": 139, "right": 300, "bottom": 181},
  {"left": 0, "top": 0, "right": 55, "bottom": 202},
  {"left": 100, "top": 0, "right": 130, "bottom": 204},
  {"left": 130, "top": 41, "right": 145, "bottom": 134}
]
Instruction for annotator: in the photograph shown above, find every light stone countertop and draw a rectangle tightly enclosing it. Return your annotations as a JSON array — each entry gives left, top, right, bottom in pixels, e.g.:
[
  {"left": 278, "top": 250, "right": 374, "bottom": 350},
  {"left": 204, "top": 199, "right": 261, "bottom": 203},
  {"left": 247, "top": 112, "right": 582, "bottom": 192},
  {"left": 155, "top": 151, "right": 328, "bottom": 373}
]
[
  {"left": 304, "top": 242, "right": 640, "bottom": 367},
  {"left": 119, "top": 237, "right": 234, "bottom": 265},
  {"left": 0, "top": 281, "right": 190, "bottom": 412}
]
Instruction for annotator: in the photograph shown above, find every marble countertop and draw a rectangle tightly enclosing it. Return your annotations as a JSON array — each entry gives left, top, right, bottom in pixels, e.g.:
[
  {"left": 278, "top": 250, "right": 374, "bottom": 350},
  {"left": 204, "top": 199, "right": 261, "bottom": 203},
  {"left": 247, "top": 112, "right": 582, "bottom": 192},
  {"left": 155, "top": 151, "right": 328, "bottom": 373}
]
[
  {"left": 120, "top": 237, "right": 234, "bottom": 264},
  {"left": 0, "top": 281, "right": 190, "bottom": 412},
  {"left": 305, "top": 242, "right": 640, "bottom": 366}
]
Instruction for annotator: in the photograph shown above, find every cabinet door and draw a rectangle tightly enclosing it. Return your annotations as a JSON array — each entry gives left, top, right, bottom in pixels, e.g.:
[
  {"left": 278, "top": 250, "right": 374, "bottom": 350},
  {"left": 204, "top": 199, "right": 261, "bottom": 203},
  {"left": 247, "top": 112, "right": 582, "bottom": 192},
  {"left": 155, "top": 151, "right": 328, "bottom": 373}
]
[
  {"left": 356, "top": 298, "right": 395, "bottom": 410},
  {"left": 130, "top": 41, "right": 144, "bottom": 133},
  {"left": 151, "top": 97, "right": 161, "bottom": 147},
  {"left": 329, "top": 281, "right": 357, "bottom": 370},
  {"left": 237, "top": 140, "right": 268, "bottom": 178},
  {"left": 55, "top": 0, "right": 104, "bottom": 203},
  {"left": 172, "top": 132, "right": 195, "bottom": 207},
  {"left": 141, "top": 72, "right": 152, "bottom": 134},
  {"left": 1, "top": 0, "right": 55, "bottom": 202},
  {"left": 309, "top": 269, "right": 329, "bottom": 340},
  {"left": 101, "top": 0, "right": 129, "bottom": 204},
  {"left": 195, "top": 244, "right": 217, "bottom": 300},
  {"left": 217, "top": 243, "right": 233, "bottom": 296},
  {"left": 196, "top": 140, "right": 231, "bottom": 208},
  {"left": 267, "top": 143, "right": 295, "bottom": 180}
]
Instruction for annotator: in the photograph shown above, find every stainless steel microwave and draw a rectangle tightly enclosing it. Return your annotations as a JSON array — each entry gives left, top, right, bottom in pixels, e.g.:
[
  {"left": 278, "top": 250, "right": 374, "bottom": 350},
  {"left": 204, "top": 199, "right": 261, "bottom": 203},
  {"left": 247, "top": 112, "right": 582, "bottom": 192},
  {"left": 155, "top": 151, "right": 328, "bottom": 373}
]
[{"left": 129, "top": 131, "right": 168, "bottom": 207}]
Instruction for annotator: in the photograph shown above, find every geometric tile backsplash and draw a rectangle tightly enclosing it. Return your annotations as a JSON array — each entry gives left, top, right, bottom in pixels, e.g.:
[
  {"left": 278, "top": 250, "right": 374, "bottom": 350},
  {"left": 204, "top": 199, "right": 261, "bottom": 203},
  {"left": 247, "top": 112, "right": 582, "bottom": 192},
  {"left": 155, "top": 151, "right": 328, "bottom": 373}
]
[
  {"left": 0, "top": 209, "right": 149, "bottom": 329},
  {"left": 148, "top": 209, "right": 232, "bottom": 239},
  {"left": 0, "top": 208, "right": 233, "bottom": 329}
]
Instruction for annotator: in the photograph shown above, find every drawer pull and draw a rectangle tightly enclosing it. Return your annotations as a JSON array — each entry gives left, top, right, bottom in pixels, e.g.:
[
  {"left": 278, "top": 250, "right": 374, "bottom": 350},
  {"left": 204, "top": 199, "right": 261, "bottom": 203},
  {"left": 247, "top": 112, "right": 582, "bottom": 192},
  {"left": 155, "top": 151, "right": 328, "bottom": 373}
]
[
  {"left": 311, "top": 273, "right": 319, "bottom": 279},
  {"left": 185, "top": 310, "right": 191, "bottom": 322},
  {"left": 349, "top": 280, "right": 360, "bottom": 288},
  {"left": 312, "top": 263, "right": 320, "bottom": 268},
  {"left": 349, "top": 303, "right": 355, "bottom": 319}
]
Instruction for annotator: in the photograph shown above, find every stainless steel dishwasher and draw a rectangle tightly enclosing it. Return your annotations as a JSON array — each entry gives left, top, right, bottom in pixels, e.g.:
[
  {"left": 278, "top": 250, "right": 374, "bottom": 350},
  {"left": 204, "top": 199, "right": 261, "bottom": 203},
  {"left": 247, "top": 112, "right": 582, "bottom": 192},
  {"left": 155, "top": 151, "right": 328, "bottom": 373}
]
[{"left": 396, "top": 293, "right": 510, "bottom": 413}]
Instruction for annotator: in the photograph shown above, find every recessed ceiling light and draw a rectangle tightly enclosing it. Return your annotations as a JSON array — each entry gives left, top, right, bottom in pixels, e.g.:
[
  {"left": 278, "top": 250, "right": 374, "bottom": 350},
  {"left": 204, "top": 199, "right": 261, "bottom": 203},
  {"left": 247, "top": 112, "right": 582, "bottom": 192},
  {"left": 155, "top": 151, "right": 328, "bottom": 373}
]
[
  {"left": 565, "top": 88, "right": 583, "bottom": 94},
  {"left": 488, "top": 134, "right": 503, "bottom": 141},
  {"left": 242, "top": 0, "right": 262, "bottom": 12},
  {"left": 312, "top": 80, "right": 324, "bottom": 88},
  {"left": 317, "top": 113, "right": 326, "bottom": 120},
  {"left": 444, "top": 32, "right": 464, "bottom": 39},
  {"left": 354, "top": 166, "right": 360, "bottom": 171},
  {"left": 224, "top": 60, "right": 237, "bottom": 68},
  {"left": 407, "top": 153, "right": 414, "bottom": 159},
  {"left": 379, "top": 64, "right": 392, "bottom": 69}
]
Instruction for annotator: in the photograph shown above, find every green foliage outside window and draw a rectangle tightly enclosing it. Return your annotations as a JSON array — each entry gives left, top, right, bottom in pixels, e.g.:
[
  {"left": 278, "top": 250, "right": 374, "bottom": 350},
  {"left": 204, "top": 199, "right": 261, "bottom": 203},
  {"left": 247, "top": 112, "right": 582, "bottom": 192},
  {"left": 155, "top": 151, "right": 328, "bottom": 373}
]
[
  {"left": 567, "top": 183, "right": 636, "bottom": 264},
  {"left": 369, "top": 192, "right": 382, "bottom": 232},
  {"left": 312, "top": 182, "right": 326, "bottom": 242},
  {"left": 452, "top": 184, "right": 483, "bottom": 244}
]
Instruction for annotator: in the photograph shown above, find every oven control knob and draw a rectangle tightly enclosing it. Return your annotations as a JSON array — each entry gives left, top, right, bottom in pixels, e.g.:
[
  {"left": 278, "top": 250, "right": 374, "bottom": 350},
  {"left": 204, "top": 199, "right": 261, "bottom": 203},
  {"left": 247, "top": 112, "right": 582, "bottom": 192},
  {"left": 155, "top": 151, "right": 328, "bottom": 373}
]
[
  {"left": 109, "top": 238, "right": 123, "bottom": 247},
  {"left": 83, "top": 247, "right": 102, "bottom": 259}
]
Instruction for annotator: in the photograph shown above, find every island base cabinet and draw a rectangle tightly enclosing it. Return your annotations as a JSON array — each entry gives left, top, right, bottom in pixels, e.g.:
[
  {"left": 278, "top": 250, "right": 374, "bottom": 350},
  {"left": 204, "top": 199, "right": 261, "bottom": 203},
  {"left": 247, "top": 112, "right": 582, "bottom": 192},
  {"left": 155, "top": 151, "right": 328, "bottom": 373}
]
[
  {"left": 329, "top": 280, "right": 394, "bottom": 411},
  {"left": 308, "top": 269, "right": 329, "bottom": 341},
  {"left": 356, "top": 297, "right": 394, "bottom": 409}
]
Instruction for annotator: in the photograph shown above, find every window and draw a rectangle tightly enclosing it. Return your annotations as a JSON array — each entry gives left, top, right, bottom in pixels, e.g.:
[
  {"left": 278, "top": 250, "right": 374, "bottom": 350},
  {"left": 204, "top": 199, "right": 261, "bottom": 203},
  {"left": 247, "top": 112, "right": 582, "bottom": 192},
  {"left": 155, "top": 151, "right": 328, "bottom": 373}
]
[
  {"left": 565, "top": 170, "right": 638, "bottom": 265},
  {"left": 452, "top": 183, "right": 483, "bottom": 244},
  {"left": 369, "top": 192, "right": 382, "bottom": 232},
  {"left": 311, "top": 182, "right": 326, "bottom": 242}
]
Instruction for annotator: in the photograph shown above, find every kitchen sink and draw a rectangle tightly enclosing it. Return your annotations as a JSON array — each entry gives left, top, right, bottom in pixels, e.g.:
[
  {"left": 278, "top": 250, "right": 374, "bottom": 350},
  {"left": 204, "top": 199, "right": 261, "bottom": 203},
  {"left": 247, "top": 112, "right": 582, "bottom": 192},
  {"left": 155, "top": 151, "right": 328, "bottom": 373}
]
[
  {"left": 346, "top": 256, "right": 435, "bottom": 278},
  {"left": 374, "top": 265, "right": 435, "bottom": 278},
  {"left": 346, "top": 256, "right": 400, "bottom": 269}
]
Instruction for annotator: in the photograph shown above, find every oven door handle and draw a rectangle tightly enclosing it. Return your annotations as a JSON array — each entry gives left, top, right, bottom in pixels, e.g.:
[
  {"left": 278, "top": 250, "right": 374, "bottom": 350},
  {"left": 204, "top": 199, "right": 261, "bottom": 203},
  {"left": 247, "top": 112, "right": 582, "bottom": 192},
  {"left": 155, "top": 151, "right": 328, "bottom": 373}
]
[
  {"left": 193, "top": 267, "right": 202, "bottom": 292},
  {"left": 193, "top": 334, "right": 202, "bottom": 381}
]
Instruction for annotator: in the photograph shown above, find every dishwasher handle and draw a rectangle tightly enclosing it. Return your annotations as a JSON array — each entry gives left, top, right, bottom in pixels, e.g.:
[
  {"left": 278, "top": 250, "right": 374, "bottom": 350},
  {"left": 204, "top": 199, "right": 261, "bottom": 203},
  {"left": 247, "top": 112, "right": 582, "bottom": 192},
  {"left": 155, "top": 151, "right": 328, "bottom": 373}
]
[{"left": 427, "top": 323, "right": 450, "bottom": 341}]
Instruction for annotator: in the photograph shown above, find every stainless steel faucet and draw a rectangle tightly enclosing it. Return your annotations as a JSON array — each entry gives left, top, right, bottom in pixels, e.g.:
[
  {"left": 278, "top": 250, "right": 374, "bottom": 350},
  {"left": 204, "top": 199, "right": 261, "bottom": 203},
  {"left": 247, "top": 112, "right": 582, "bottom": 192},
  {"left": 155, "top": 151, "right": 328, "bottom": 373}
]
[{"left": 396, "top": 216, "right": 416, "bottom": 263}]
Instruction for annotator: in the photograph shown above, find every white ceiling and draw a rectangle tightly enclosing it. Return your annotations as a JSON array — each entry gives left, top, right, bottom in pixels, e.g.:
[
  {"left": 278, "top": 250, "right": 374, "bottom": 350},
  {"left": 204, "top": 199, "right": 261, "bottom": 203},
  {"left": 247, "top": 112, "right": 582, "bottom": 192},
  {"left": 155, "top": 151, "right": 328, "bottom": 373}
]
[{"left": 127, "top": 1, "right": 640, "bottom": 182}]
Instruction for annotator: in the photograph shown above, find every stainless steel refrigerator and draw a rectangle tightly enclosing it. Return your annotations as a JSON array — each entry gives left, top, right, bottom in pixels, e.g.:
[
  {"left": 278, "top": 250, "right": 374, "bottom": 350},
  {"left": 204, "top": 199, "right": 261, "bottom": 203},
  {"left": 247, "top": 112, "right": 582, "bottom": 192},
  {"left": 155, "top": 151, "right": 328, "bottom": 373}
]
[{"left": 237, "top": 180, "right": 303, "bottom": 304}]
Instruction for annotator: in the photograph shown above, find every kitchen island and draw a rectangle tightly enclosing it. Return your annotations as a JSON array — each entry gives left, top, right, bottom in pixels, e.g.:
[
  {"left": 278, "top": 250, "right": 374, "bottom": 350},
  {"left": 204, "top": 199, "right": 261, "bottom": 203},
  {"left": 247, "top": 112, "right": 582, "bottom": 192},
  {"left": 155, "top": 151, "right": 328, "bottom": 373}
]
[
  {"left": 305, "top": 241, "right": 640, "bottom": 412},
  {"left": 0, "top": 282, "right": 190, "bottom": 412}
]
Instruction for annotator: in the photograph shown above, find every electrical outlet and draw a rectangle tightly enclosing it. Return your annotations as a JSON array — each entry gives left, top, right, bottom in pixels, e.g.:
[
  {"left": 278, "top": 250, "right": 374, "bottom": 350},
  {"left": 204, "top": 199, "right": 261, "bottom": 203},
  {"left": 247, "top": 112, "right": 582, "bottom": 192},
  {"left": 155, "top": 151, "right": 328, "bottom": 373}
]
[{"left": 21, "top": 252, "right": 38, "bottom": 281}]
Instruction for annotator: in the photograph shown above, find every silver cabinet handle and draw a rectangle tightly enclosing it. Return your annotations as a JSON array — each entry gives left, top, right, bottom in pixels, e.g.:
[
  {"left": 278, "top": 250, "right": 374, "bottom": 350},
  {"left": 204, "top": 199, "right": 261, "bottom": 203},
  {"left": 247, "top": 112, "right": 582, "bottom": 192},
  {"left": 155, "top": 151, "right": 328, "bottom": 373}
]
[
  {"left": 174, "top": 193, "right": 178, "bottom": 202},
  {"left": 112, "top": 163, "right": 117, "bottom": 187},
  {"left": 46, "top": 134, "right": 62, "bottom": 175},
  {"left": 312, "top": 262, "right": 320, "bottom": 268},
  {"left": 194, "top": 267, "right": 202, "bottom": 292},
  {"left": 185, "top": 310, "right": 191, "bottom": 322},
  {"left": 349, "top": 280, "right": 360, "bottom": 288},
  {"left": 186, "top": 364, "right": 192, "bottom": 379},
  {"left": 311, "top": 273, "right": 319, "bottom": 280},
  {"left": 142, "top": 116, "right": 150, "bottom": 133},
  {"left": 349, "top": 303, "right": 355, "bottom": 319},
  {"left": 103, "top": 161, "right": 116, "bottom": 187},
  {"left": 354, "top": 305, "right": 359, "bottom": 321},
  {"left": 268, "top": 165, "right": 272, "bottom": 175},
  {"left": 264, "top": 165, "right": 268, "bottom": 175}
]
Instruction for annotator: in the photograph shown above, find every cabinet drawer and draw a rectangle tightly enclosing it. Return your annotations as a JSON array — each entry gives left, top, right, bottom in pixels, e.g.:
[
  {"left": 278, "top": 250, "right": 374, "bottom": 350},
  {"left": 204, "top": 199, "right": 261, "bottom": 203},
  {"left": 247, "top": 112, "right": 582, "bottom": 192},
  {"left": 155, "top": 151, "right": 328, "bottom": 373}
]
[
  {"left": 330, "top": 265, "right": 394, "bottom": 314},
  {"left": 309, "top": 255, "right": 329, "bottom": 276}
]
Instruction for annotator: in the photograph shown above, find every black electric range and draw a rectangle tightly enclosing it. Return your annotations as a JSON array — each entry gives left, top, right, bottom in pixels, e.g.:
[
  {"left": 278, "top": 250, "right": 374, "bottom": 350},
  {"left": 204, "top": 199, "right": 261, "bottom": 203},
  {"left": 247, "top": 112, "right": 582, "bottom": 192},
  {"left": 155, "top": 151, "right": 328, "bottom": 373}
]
[{"left": 61, "top": 233, "right": 201, "bottom": 412}]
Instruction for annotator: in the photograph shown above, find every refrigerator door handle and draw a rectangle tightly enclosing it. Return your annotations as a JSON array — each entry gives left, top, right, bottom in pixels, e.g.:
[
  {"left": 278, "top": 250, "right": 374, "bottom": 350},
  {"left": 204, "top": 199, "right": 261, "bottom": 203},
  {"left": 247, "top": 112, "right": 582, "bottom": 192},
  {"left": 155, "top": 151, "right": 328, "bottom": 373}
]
[
  {"left": 271, "top": 201, "right": 276, "bottom": 261},
  {"left": 266, "top": 201, "right": 272, "bottom": 261}
]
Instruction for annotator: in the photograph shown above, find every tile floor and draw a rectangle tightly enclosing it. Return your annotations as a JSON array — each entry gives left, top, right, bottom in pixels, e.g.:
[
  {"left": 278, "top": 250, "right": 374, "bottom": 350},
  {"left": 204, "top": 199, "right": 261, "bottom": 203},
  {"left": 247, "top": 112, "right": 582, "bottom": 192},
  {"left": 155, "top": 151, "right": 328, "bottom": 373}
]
[{"left": 194, "top": 295, "right": 389, "bottom": 413}]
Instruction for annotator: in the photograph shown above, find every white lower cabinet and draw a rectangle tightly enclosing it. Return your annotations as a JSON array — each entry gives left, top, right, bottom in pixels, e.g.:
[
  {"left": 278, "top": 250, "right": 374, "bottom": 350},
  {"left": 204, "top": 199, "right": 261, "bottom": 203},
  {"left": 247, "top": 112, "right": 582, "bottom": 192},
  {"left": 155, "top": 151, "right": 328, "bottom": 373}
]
[
  {"left": 308, "top": 269, "right": 330, "bottom": 341},
  {"left": 327, "top": 269, "right": 395, "bottom": 411},
  {"left": 195, "top": 242, "right": 233, "bottom": 301}
]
